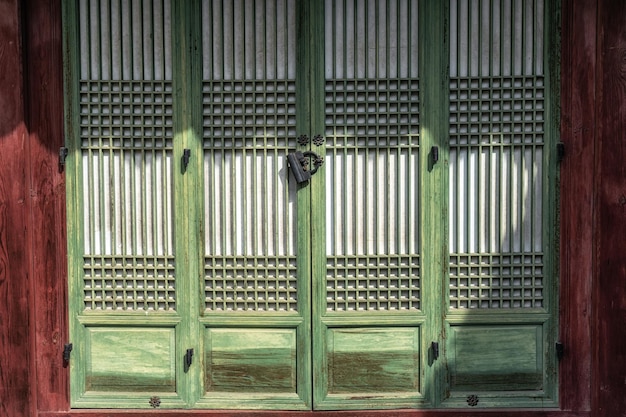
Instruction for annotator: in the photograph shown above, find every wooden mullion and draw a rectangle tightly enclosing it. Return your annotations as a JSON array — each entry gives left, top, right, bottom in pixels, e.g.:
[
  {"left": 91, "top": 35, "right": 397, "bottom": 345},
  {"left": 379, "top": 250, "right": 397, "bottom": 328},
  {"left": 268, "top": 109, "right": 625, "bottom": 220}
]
[
  {"left": 172, "top": 0, "right": 203, "bottom": 406},
  {"left": 62, "top": 0, "right": 89, "bottom": 406},
  {"left": 295, "top": 0, "right": 314, "bottom": 409},
  {"left": 419, "top": 0, "right": 449, "bottom": 407}
]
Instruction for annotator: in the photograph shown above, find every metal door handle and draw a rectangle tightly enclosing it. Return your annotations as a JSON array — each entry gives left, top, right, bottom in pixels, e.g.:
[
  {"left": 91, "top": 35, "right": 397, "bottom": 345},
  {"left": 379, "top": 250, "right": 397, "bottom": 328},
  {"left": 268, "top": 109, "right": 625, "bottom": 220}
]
[{"left": 287, "top": 151, "right": 324, "bottom": 184}]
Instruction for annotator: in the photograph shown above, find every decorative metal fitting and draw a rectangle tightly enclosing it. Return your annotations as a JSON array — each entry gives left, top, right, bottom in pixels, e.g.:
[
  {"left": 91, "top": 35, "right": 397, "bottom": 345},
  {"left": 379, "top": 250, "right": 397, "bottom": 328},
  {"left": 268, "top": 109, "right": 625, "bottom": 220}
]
[
  {"left": 466, "top": 394, "right": 479, "bottom": 407},
  {"left": 297, "top": 134, "right": 310, "bottom": 146},
  {"left": 149, "top": 396, "right": 161, "bottom": 408},
  {"left": 312, "top": 134, "right": 325, "bottom": 146}
]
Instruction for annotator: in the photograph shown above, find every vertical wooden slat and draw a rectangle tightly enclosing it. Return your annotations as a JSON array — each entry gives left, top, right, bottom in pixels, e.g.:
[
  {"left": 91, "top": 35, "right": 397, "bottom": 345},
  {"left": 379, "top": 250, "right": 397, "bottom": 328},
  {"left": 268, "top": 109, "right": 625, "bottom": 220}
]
[{"left": 419, "top": 0, "right": 448, "bottom": 405}]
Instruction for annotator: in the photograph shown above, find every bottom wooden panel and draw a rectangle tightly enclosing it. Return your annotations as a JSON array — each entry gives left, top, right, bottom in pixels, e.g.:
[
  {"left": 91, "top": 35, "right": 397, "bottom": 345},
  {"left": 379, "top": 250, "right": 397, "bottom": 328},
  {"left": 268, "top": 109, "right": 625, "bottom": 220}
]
[
  {"left": 326, "top": 327, "right": 420, "bottom": 394},
  {"left": 197, "top": 327, "right": 309, "bottom": 410},
  {"left": 41, "top": 412, "right": 591, "bottom": 417},
  {"left": 85, "top": 327, "right": 177, "bottom": 393},
  {"left": 72, "top": 326, "right": 186, "bottom": 409},
  {"left": 448, "top": 325, "right": 543, "bottom": 391},
  {"left": 204, "top": 328, "right": 297, "bottom": 394},
  {"left": 442, "top": 323, "right": 557, "bottom": 408},
  {"left": 315, "top": 326, "right": 423, "bottom": 410}
]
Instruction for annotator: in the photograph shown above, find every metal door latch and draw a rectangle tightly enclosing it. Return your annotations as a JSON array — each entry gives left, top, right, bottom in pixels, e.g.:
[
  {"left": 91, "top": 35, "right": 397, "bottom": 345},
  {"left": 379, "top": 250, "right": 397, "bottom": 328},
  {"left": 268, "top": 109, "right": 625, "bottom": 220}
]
[
  {"left": 182, "top": 149, "right": 191, "bottom": 171},
  {"left": 287, "top": 151, "right": 324, "bottom": 184},
  {"left": 431, "top": 146, "right": 439, "bottom": 164},
  {"left": 63, "top": 343, "right": 73, "bottom": 367},
  {"left": 556, "top": 342, "right": 564, "bottom": 360},
  {"left": 59, "top": 147, "right": 69, "bottom": 166},
  {"left": 184, "top": 348, "right": 194, "bottom": 373},
  {"left": 431, "top": 341, "right": 439, "bottom": 360}
]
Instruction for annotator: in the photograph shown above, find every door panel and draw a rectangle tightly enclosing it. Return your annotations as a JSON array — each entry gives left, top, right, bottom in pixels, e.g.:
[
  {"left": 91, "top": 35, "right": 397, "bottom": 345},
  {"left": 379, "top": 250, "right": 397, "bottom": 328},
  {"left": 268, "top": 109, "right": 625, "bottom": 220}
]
[
  {"left": 314, "top": 0, "right": 426, "bottom": 410},
  {"left": 448, "top": 0, "right": 546, "bottom": 311},
  {"left": 204, "top": 328, "right": 297, "bottom": 393},
  {"left": 85, "top": 328, "right": 177, "bottom": 393},
  {"left": 325, "top": 327, "right": 421, "bottom": 394},
  {"left": 443, "top": 0, "right": 558, "bottom": 408},
  {"left": 197, "top": 0, "right": 311, "bottom": 409},
  {"left": 447, "top": 325, "right": 543, "bottom": 391},
  {"left": 66, "top": 0, "right": 185, "bottom": 408}
]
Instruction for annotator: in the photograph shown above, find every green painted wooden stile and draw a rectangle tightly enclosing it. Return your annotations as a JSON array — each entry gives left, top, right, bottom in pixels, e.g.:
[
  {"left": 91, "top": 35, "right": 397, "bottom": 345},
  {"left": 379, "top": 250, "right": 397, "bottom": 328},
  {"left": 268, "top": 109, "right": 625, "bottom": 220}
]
[
  {"left": 64, "top": 0, "right": 188, "bottom": 408},
  {"left": 313, "top": 0, "right": 434, "bottom": 409},
  {"left": 442, "top": 0, "right": 560, "bottom": 407},
  {"left": 64, "top": 0, "right": 559, "bottom": 410}
]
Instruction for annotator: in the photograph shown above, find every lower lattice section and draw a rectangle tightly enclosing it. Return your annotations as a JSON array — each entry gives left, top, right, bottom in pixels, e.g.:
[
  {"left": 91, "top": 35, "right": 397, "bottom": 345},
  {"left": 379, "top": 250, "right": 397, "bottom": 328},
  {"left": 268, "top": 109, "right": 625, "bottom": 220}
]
[
  {"left": 204, "top": 256, "right": 298, "bottom": 312},
  {"left": 83, "top": 256, "right": 176, "bottom": 312},
  {"left": 449, "top": 253, "right": 544, "bottom": 309},
  {"left": 326, "top": 255, "right": 421, "bottom": 312}
]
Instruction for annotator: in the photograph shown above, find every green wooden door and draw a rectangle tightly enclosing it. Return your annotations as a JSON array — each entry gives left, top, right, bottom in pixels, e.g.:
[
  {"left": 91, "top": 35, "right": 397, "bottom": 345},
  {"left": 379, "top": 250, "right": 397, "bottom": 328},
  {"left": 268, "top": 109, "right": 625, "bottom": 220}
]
[
  {"left": 442, "top": 0, "right": 559, "bottom": 407},
  {"left": 64, "top": 0, "right": 188, "bottom": 408},
  {"left": 64, "top": 0, "right": 312, "bottom": 409},
  {"left": 64, "top": 0, "right": 558, "bottom": 410},
  {"left": 311, "top": 0, "right": 435, "bottom": 409},
  {"left": 196, "top": 0, "right": 311, "bottom": 409}
]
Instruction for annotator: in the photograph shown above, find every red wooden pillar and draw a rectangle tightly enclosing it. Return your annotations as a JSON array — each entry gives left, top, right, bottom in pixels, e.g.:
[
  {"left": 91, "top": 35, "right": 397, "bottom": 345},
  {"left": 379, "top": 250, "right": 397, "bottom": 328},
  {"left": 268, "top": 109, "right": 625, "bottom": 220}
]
[
  {"left": 593, "top": 0, "right": 626, "bottom": 416},
  {"left": 23, "top": 0, "right": 69, "bottom": 412},
  {"left": 559, "top": 0, "right": 595, "bottom": 412},
  {"left": 0, "top": 0, "right": 34, "bottom": 416}
]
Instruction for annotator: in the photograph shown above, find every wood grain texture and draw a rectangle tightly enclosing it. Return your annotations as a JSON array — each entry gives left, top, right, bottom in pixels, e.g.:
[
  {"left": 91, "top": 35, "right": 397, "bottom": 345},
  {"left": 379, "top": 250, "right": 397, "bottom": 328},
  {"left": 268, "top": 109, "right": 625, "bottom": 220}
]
[
  {"left": 593, "top": 0, "right": 626, "bottom": 416},
  {"left": 558, "top": 0, "right": 595, "bottom": 411},
  {"left": 0, "top": 0, "right": 33, "bottom": 416},
  {"left": 22, "top": 0, "right": 69, "bottom": 412}
]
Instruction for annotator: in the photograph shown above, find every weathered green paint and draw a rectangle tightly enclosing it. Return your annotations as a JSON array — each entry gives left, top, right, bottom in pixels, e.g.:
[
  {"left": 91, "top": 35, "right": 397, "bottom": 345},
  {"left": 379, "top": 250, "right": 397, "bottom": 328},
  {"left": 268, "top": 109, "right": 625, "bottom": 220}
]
[
  {"left": 173, "top": 0, "right": 203, "bottom": 407},
  {"left": 418, "top": 0, "right": 449, "bottom": 409},
  {"left": 63, "top": 0, "right": 560, "bottom": 410},
  {"left": 85, "top": 328, "right": 176, "bottom": 392},
  {"left": 62, "top": 0, "right": 87, "bottom": 405},
  {"left": 204, "top": 329, "right": 297, "bottom": 393},
  {"left": 448, "top": 326, "right": 543, "bottom": 391},
  {"left": 325, "top": 328, "right": 420, "bottom": 394},
  {"left": 307, "top": 0, "right": 328, "bottom": 410},
  {"left": 440, "top": 0, "right": 561, "bottom": 409},
  {"left": 294, "top": 0, "right": 314, "bottom": 409}
]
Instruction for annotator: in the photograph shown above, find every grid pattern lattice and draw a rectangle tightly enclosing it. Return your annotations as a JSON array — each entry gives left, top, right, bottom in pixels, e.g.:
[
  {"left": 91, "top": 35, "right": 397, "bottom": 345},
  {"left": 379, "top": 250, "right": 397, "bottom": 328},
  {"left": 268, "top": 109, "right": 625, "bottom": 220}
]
[
  {"left": 83, "top": 256, "right": 176, "bottom": 311},
  {"left": 326, "top": 255, "right": 421, "bottom": 311},
  {"left": 203, "top": 80, "right": 298, "bottom": 312},
  {"left": 80, "top": 81, "right": 174, "bottom": 145},
  {"left": 205, "top": 256, "right": 298, "bottom": 312},
  {"left": 325, "top": 78, "right": 421, "bottom": 312},
  {"left": 79, "top": 80, "right": 175, "bottom": 311},
  {"left": 449, "top": 76, "right": 544, "bottom": 309},
  {"left": 325, "top": 79, "right": 420, "bottom": 143},
  {"left": 449, "top": 253, "right": 543, "bottom": 309},
  {"left": 449, "top": 77, "right": 544, "bottom": 144},
  {"left": 202, "top": 81, "right": 296, "bottom": 142}
]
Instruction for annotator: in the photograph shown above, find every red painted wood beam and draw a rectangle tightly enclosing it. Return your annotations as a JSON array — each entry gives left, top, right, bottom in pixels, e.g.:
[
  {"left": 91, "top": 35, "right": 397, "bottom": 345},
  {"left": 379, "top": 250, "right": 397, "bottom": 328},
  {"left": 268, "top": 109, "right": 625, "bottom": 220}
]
[
  {"left": 593, "top": 0, "right": 626, "bottom": 416},
  {"left": 558, "top": 0, "right": 596, "bottom": 412},
  {"left": 22, "top": 0, "right": 69, "bottom": 412},
  {"left": 0, "top": 0, "right": 34, "bottom": 416}
]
